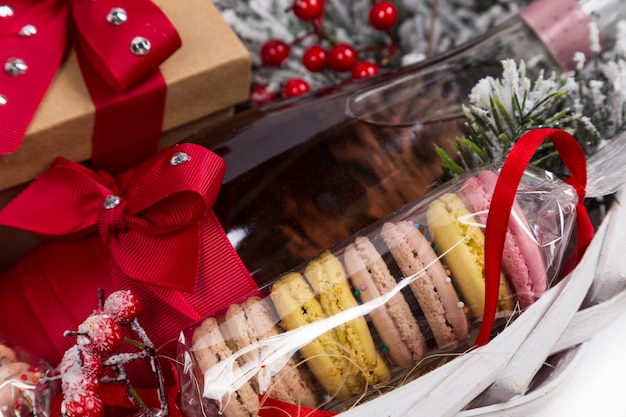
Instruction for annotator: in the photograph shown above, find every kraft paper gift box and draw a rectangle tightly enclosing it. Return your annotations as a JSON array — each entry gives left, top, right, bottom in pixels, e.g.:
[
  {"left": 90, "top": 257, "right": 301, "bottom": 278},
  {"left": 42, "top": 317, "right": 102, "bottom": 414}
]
[
  {"left": 0, "top": 0, "right": 250, "bottom": 192},
  {"left": 0, "top": 0, "right": 251, "bottom": 271}
]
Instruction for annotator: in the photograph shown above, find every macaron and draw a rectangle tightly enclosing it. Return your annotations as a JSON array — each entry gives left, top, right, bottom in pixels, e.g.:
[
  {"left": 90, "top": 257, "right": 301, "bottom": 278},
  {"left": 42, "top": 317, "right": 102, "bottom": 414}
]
[
  {"left": 427, "top": 193, "right": 515, "bottom": 319},
  {"left": 381, "top": 221, "right": 469, "bottom": 348},
  {"left": 303, "top": 251, "right": 391, "bottom": 386},
  {"left": 270, "top": 272, "right": 356, "bottom": 400},
  {"left": 343, "top": 236, "right": 428, "bottom": 368},
  {"left": 222, "top": 297, "right": 318, "bottom": 408},
  {"left": 270, "top": 251, "right": 391, "bottom": 401},
  {"left": 0, "top": 361, "right": 38, "bottom": 413},
  {"left": 0, "top": 345, "right": 16, "bottom": 366},
  {"left": 458, "top": 170, "right": 548, "bottom": 309},
  {"left": 192, "top": 317, "right": 260, "bottom": 417}
]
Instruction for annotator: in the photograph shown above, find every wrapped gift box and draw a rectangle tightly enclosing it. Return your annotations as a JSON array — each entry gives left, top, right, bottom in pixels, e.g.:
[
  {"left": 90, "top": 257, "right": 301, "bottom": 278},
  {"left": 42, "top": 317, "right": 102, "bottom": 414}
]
[
  {"left": 0, "top": 0, "right": 251, "bottom": 192},
  {"left": 0, "top": 0, "right": 251, "bottom": 271}
]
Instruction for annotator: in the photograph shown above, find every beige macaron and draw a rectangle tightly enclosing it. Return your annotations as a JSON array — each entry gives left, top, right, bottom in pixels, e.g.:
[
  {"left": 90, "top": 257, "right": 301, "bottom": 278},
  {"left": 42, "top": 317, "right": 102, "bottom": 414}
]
[
  {"left": 382, "top": 221, "right": 469, "bottom": 348},
  {"left": 192, "top": 317, "right": 260, "bottom": 417},
  {"left": 344, "top": 236, "right": 428, "bottom": 368},
  {"left": 222, "top": 297, "right": 318, "bottom": 408}
]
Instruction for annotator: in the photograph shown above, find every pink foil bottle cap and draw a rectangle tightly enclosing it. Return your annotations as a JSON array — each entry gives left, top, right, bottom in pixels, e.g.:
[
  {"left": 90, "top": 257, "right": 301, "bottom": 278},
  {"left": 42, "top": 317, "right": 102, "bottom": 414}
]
[{"left": 520, "top": 0, "right": 604, "bottom": 71}]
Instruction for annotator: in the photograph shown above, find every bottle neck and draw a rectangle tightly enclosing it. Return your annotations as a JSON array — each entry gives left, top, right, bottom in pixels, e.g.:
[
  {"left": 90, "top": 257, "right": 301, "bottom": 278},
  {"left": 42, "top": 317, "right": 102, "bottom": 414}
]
[
  {"left": 519, "top": 0, "right": 626, "bottom": 71},
  {"left": 519, "top": 0, "right": 597, "bottom": 71}
]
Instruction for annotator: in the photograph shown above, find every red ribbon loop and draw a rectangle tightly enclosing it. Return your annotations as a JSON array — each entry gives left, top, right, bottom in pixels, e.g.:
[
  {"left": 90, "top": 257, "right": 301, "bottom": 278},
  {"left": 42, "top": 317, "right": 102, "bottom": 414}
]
[
  {"left": 0, "top": 0, "right": 181, "bottom": 155},
  {"left": 475, "top": 128, "right": 595, "bottom": 347},
  {"left": 71, "top": 0, "right": 181, "bottom": 92},
  {"left": 0, "top": 143, "right": 226, "bottom": 292}
]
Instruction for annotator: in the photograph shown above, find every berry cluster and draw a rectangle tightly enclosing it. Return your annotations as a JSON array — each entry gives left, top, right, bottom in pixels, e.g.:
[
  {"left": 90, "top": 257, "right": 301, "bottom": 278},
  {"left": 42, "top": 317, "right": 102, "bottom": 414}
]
[
  {"left": 256, "top": 0, "right": 399, "bottom": 103},
  {"left": 43, "top": 290, "right": 167, "bottom": 417}
]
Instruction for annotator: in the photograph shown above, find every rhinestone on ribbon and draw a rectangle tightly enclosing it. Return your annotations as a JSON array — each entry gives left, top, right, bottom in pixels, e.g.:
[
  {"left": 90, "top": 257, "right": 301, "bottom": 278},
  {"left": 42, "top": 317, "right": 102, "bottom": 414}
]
[
  {"left": 19, "top": 25, "right": 37, "bottom": 37},
  {"left": 103, "top": 195, "right": 121, "bottom": 210},
  {"left": 170, "top": 152, "right": 191, "bottom": 166},
  {"left": 4, "top": 58, "right": 27, "bottom": 76},
  {"left": 0, "top": 95, "right": 7, "bottom": 107},
  {"left": 107, "top": 8, "right": 127, "bottom": 25},
  {"left": 0, "top": 5, "right": 13, "bottom": 17},
  {"left": 130, "top": 37, "right": 151, "bottom": 56}
]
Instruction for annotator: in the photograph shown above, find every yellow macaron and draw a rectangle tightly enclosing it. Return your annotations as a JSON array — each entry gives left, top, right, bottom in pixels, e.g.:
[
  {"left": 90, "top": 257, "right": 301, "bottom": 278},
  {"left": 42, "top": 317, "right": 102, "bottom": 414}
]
[
  {"left": 427, "top": 193, "right": 514, "bottom": 319},
  {"left": 271, "top": 252, "right": 390, "bottom": 400}
]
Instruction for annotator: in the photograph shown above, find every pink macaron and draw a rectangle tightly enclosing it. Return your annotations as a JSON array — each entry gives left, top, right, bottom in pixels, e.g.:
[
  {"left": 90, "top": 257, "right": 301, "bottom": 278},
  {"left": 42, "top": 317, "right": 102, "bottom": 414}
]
[{"left": 458, "top": 170, "right": 548, "bottom": 309}]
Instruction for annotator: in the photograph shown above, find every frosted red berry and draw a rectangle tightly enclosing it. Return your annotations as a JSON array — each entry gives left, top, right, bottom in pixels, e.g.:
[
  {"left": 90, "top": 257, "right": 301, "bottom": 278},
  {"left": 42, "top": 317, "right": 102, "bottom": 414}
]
[
  {"left": 369, "top": 1, "right": 398, "bottom": 31},
  {"left": 103, "top": 290, "right": 142, "bottom": 325},
  {"left": 77, "top": 315, "right": 124, "bottom": 358},
  {"left": 62, "top": 391, "right": 104, "bottom": 417},
  {"left": 251, "top": 84, "right": 279, "bottom": 106},
  {"left": 59, "top": 347, "right": 101, "bottom": 393},
  {"left": 62, "top": 370, "right": 100, "bottom": 395},
  {"left": 302, "top": 45, "right": 327, "bottom": 72},
  {"left": 328, "top": 44, "right": 358, "bottom": 72},
  {"left": 351, "top": 61, "right": 380, "bottom": 79},
  {"left": 79, "top": 352, "right": 104, "bottom": 377},
  {"left": 292, "top": 0, "right": 325, "bottom": 21},
  {"left": 261, "top": 39, "right": 291, "bottom": 67},
  {"left": 283, "top": 78, "right": 310, "bottom": 98}
]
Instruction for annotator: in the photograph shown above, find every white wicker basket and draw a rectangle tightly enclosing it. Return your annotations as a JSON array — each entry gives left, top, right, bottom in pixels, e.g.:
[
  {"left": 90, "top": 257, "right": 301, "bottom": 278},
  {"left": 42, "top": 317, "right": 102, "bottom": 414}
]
[{"left": 337, "top": 168, "right": 626, "bottom": 416}]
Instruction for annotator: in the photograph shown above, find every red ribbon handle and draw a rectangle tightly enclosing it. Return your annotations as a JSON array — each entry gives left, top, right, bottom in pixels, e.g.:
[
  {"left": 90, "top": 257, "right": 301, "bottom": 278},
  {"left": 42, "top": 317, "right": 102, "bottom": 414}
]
[{"left": 475, "top": 128, "right": 595, "bottom": 347}]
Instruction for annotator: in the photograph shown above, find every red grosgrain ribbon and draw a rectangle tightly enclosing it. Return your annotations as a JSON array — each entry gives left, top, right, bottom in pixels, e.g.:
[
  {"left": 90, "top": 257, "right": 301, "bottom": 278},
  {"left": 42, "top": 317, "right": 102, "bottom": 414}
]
[
  {"left": 0, "top": 143, "right": 255, "bottom": 297},
  {"left": 0, "top": 0, "right": 181, "bottom": 165},
  {"left": 474, "top": 128, "right": 595, "bottom": 347}
]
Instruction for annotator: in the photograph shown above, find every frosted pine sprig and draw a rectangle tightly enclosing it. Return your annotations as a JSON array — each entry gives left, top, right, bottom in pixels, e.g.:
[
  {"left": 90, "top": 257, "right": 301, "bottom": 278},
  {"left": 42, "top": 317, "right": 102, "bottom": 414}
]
[
  {"left": 437, "top": 59, "right": 573, "bottom": 174},
  {"left": 439, "top": 20, "right": 626, "bottom": 176}
]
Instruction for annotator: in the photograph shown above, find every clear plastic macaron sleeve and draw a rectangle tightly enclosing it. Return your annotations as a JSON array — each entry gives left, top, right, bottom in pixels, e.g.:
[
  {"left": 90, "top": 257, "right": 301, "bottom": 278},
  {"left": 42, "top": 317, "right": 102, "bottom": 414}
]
[
  {"left": 0, "top": 339, "right": 52, "bottom": 417},
  {"left": 177, "top": 165, "right": 578, "bottom": 417}
]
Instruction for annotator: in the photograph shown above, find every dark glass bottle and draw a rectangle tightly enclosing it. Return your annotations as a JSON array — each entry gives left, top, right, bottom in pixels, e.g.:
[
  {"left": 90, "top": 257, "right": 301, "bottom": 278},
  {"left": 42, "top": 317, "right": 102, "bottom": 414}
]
[{"left": 184, "top": 0, "right": 625, "bottom": 286}]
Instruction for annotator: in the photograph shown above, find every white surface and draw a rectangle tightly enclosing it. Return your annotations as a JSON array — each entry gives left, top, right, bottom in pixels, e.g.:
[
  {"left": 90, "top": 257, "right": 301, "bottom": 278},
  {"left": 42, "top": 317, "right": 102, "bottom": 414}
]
[{"left": 533, "top": 304, "right": 626, "bottom": 417}]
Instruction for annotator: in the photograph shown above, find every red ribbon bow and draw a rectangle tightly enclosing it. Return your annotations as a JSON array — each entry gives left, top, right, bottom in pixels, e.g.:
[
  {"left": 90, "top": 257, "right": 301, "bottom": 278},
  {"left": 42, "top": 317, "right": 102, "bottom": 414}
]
[
  {"left": 0, "top": 0, "right": 181, "bottom": 157},
  {"left": 0, "top": 143, "right": 245, "bottom": 293},
  {"left": 0, "top": 143, "right": 259, "bottom": 391}
]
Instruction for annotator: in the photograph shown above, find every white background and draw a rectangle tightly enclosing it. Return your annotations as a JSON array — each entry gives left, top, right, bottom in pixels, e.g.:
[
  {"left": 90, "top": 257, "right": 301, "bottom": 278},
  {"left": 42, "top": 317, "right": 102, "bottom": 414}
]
[{"left": 533, "top": 305, "right": 626, "bottom": 417}]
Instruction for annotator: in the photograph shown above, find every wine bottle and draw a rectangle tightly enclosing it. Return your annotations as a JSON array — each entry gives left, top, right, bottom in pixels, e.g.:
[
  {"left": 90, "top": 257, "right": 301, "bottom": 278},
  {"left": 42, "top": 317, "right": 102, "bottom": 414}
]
[{"left": 185, "top": 0, "right": 625, "bottom": 287}]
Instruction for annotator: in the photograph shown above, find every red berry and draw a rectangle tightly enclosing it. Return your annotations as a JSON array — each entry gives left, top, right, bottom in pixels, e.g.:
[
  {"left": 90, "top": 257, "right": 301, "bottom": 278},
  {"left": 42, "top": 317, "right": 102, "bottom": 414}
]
[
  {"left": 292, "top": 0, "right": 325, "bottom": 21},
  {"left": 103, "top": 290, "right": 142, "bottom": 325},
  {"left": 59, "top": 347, "right": 102, "bottom": 393},
  {"left": 250, "top": 84, "right": 279, "bottom": 106},
  {"left": 77, "top": 315, "right": 124, "bottom": 358},
  {"left": 79, "top": 352, "right": 104, "bottom": 377},
  {"left": 62, "top": 391, "right": 104, "bottom": 417},
  {"left": 327, "top": 44, "right": 358, "bottom": 72},
  {"left": 302, "top": 45, "right": 327, "bottom": 72},
  {"left": 261, "top": 39, "right": 290, "bottom": 67},
  {"left": 351, "top": 61, "right": 380, "bottom": 79},
  {"left": 369, "top": 1, "right": 398, "bottom": 31},
  {"left": 62, "top": 369, "right": 100, "bottom": 394},
  {"left": 283, "top": 78, "right": 310, "bottom": 98}
]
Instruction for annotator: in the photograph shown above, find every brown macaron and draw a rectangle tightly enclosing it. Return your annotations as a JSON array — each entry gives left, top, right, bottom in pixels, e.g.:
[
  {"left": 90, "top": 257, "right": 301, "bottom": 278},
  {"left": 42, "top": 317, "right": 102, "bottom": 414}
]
[
  {"left": 0, "top": 345, "right": 16, "bottom": 366},
  {"left": 344, "top": 236, "right": 428, "bottom": 368},
  {"left": 381, "top": 221, "right": 469, "bottom": 348},
  {"left": 0, "top": 361, "right": 36, "bottom": 411},
  {"left": 192, "top": 317, "right": 260, "bottom": 417},
  {"left": 222, "top": 297, "right": 318, "bottom": 408}
]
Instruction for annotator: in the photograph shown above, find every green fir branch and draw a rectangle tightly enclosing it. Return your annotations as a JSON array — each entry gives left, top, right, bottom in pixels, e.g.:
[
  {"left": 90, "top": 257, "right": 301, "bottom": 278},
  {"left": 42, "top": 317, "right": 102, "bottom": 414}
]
[{"left": 441, "top": 29, "right": 626, "bottom": 177}]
